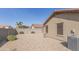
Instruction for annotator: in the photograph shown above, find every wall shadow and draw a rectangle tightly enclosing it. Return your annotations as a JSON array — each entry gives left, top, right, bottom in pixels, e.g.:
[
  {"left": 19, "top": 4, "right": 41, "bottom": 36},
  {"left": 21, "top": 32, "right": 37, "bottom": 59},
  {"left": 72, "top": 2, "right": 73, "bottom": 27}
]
[
  {"left": 0, "top": 39, "right": 8, "bottom": 47},
  {"left": 61, "top": 41, "right": 68, "bottom": 48}
]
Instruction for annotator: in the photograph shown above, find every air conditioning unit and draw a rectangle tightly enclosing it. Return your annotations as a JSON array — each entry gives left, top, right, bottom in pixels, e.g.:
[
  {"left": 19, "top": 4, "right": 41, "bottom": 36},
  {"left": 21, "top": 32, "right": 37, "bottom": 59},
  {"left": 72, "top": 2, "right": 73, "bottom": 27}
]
[{"left": 67, "top": 36, "right": 79, "bottom": 51}]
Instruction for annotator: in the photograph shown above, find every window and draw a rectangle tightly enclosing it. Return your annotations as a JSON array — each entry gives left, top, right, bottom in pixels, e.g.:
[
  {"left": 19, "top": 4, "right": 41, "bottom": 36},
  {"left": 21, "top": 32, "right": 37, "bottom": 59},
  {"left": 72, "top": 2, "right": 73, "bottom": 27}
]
[
  {"left": 46, "top": 25, "right": 48, "bottom": 33},
  {"left": 57, "top": 22, "right": 63, "bottom": 35}
]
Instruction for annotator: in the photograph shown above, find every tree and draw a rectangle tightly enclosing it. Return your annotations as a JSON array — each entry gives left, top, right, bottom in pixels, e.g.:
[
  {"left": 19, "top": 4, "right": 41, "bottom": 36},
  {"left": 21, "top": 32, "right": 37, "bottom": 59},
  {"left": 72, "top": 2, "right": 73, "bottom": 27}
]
[
  {"left": 16, "top": 22, "right": 23, "bottom": 28},
  {"left": 16, "top": 22, "right": 23, "bottom": 26}
]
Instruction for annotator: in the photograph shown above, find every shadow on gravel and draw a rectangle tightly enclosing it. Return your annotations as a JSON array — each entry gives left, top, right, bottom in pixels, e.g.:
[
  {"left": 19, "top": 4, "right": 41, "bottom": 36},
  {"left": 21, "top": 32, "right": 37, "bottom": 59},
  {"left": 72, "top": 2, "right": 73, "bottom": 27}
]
[
  {"left": 11, "top": 48, "right": 17, "bottom": 51},
  {"left": 0, "top": 39, "right": 7, "bottom": 47},
  {"left": 61, "top": 41, "right": 68, "bottom": 48}
]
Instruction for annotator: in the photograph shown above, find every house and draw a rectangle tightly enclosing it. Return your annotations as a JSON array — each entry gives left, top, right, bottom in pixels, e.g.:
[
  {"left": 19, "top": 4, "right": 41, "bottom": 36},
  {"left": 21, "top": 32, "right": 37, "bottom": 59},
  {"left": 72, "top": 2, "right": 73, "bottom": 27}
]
[
  {"left": 31, "top": 24, "right": 43, "bottom": 29},
  {"left": 0, "top": 25, "right": 13, "bottom": 29},
  {"left": 43, "top": 9, "right": 79, "bottom": 41},
  {"left": 31, "top": 24, "right": 44, "bottom": 33}
]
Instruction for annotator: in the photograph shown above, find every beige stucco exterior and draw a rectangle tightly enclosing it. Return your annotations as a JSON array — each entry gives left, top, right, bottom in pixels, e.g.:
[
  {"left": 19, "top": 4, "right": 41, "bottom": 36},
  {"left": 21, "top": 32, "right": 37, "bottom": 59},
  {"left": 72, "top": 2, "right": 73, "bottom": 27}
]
[
  {"left": 31, "top": 27, "right": 43, "bottom": 33},
  {"left": 44, "top": 13, "right": 79, "bottom": 41},
  {"left": 31, "top": 26, "right": 35, "bottom": 29}
]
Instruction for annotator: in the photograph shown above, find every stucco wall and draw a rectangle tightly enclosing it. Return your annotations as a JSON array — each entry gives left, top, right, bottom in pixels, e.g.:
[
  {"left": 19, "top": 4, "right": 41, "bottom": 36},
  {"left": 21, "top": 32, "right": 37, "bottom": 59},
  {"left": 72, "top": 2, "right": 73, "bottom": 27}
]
[
  {"left": 16, "top": 28, "right": 31, "bottom": 34},
  {"left": 44, "top": 13, "right": 79, "bottom": 41},
  {"left": 16, "top": 27, "right": 43, "bottom": 34}
]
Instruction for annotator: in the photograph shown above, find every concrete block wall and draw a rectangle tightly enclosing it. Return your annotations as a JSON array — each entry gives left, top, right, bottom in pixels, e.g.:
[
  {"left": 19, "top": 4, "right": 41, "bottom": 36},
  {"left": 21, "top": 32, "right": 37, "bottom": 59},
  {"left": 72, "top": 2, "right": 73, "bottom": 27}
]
[{"left": 0, "top": 28, "right": 17, "bottom": 39}]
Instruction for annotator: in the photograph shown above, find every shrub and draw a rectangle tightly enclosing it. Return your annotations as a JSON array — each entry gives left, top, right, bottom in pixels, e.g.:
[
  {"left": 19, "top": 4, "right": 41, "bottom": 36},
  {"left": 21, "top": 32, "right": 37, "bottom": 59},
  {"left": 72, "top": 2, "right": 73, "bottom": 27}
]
[
  {"left": 31, "top": 31, "right": 35, "bottom": 34},
  {"left": 19, "top": 31, "right": 24, "bottom": 34},
  {"left": 7, "top": 35, "right": 16, "bottom": 41}
]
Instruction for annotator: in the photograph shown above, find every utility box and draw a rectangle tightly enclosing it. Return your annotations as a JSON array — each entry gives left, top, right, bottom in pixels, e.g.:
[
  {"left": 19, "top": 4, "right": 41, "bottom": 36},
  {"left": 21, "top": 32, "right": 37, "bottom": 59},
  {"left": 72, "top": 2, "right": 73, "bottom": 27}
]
[{"left": 67, "top": 36, "right": 79, "bottom": 51}]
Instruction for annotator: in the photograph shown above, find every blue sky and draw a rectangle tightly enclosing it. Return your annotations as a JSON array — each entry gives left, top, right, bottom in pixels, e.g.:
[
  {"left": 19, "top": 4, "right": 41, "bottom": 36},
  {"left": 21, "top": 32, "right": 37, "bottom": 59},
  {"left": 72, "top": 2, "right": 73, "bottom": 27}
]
[{"left": 0, "top": 8, "right": 63, "bottom": 27}]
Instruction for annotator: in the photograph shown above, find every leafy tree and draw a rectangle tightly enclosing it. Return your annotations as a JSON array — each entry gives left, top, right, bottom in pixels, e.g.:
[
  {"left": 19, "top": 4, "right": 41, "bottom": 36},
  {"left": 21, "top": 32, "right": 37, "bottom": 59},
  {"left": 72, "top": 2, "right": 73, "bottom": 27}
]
[
  {"left": 16, "top": 22, "right": 23, "bottom": 26},
  {"left": 16, "top": 22, "right": 23, "bottom": 28}
]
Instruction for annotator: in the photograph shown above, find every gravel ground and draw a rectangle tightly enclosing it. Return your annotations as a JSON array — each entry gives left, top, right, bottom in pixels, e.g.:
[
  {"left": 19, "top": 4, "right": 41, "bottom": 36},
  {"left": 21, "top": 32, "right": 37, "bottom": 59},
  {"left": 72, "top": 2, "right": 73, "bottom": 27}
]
[{"left": 0, "top": 33, "right": 70, "bottom": 51}]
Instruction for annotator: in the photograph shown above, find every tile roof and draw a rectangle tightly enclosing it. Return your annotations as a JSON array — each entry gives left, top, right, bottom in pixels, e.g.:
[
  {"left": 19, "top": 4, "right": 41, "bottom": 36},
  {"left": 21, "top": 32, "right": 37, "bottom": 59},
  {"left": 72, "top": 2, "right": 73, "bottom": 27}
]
[
  {"left": 32, "top": 24, "right": 44, "bottom": 28},
  {"left": 0, "top": 24, "right": 12, "bottom": 29}
]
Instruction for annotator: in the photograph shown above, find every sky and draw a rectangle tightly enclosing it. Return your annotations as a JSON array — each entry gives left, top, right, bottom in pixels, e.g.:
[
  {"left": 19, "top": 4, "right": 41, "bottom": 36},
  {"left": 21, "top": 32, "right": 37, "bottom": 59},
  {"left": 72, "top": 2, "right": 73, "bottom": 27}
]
[{"left": 0, "top": 8, "right": 63, "bottom": 27}]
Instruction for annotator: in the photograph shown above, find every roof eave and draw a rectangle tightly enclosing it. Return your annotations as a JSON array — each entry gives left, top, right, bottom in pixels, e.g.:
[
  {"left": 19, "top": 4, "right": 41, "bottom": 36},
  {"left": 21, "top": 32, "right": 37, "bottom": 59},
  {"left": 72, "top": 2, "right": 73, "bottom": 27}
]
[
  {"left": 43, "top": 9, "right": 79, "bottom": 25},
  {"left": 43, "top": 12, "right": 55, "bottom": 25}
]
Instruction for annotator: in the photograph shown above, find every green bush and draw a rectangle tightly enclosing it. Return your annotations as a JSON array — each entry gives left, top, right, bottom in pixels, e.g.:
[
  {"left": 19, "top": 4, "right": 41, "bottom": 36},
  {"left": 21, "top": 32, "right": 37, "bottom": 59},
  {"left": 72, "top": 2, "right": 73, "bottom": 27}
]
[{"left": 7, "top": 35, "right": 16, "bottom": 41}]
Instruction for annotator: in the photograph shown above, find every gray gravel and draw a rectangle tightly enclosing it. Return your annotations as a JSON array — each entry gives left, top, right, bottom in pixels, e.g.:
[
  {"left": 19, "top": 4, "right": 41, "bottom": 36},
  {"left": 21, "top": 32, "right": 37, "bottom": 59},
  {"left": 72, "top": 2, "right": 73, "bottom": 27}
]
[{"left": 0, "top": 33, "right": 70, "bottom": 51}]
